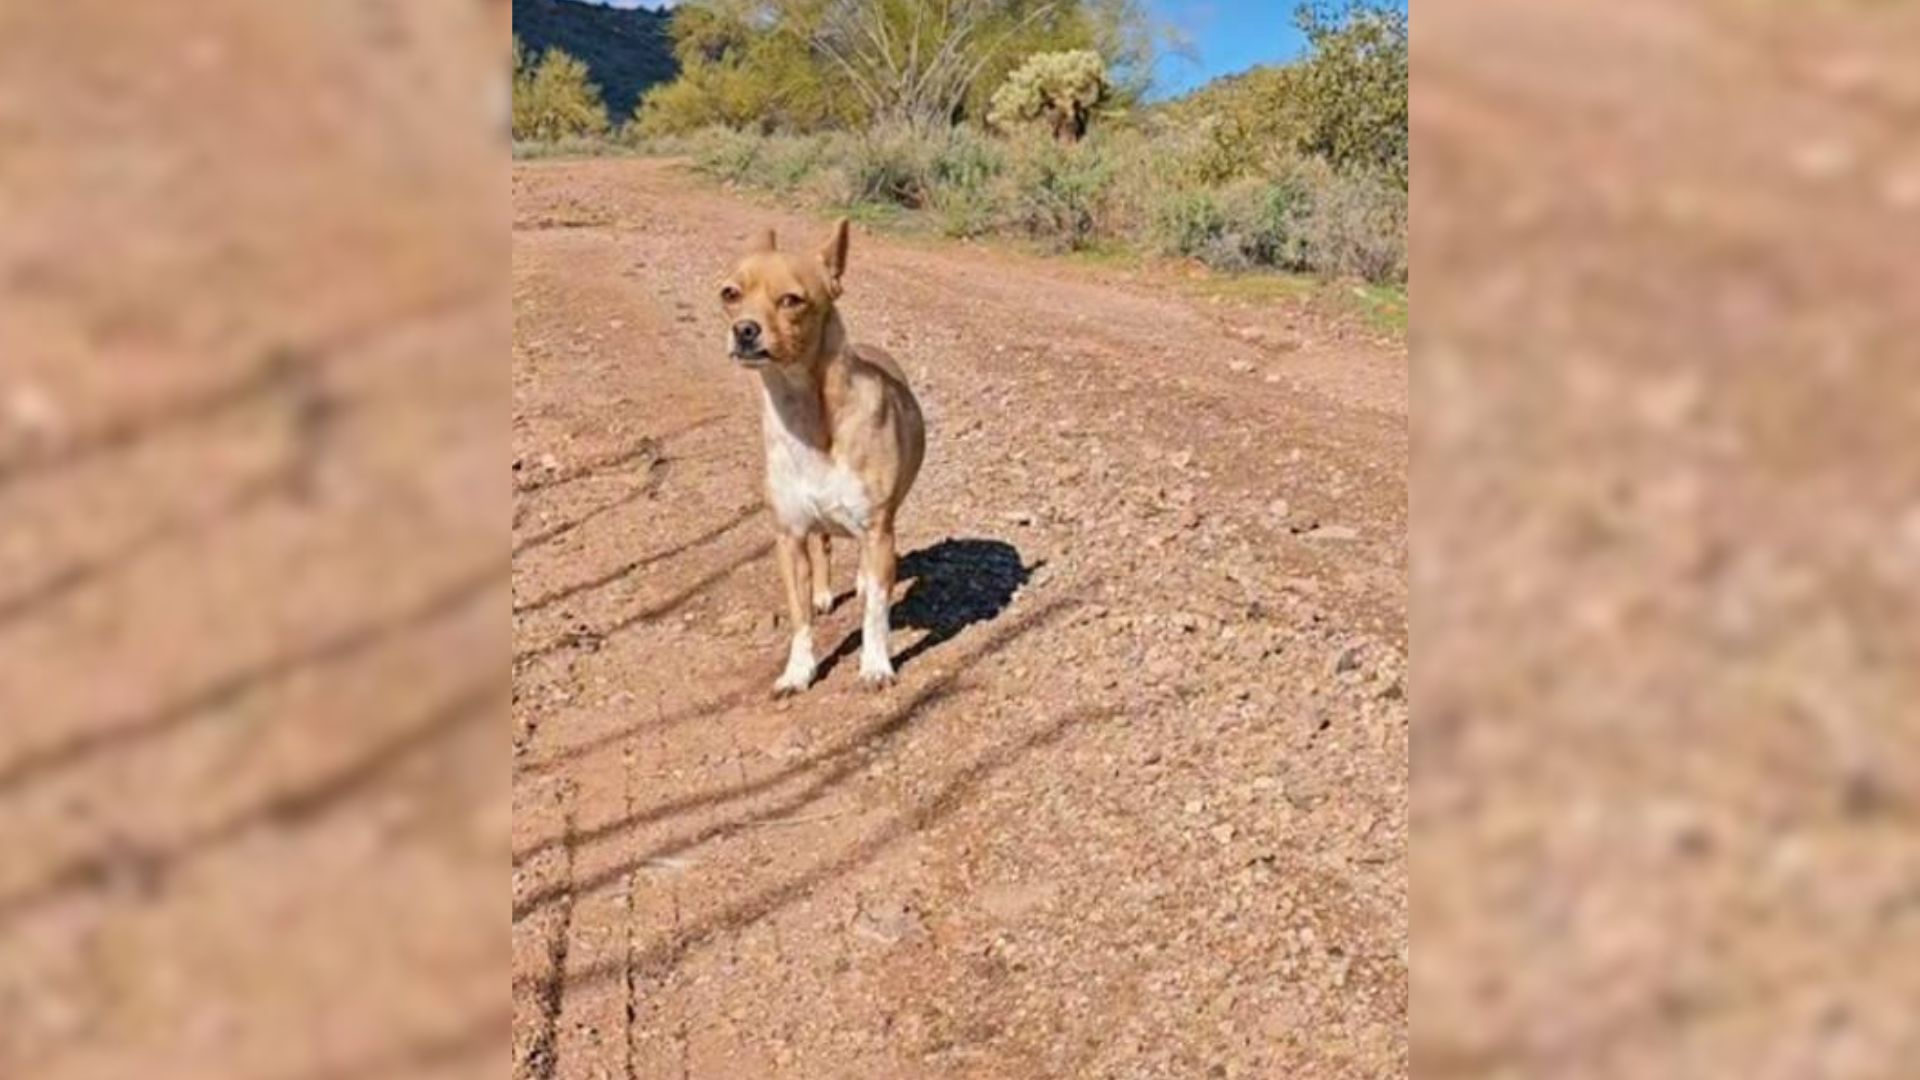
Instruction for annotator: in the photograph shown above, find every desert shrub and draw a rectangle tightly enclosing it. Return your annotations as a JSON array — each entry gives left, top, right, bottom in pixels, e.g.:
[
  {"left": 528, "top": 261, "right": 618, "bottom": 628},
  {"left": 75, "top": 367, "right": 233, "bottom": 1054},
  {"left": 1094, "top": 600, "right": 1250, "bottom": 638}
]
[
  {"left": 931, "top": 184, "right": 1004, "bottom": 238},
  {"left": 1298, "top": 165, "right": 1406, "bottom": 282},
  {"left": 925, "top": 128, "right": 1008, "bottom": 237},
  {"left": 1148, "top": 188, "right": 1224, "bottom": 259},
  {"left": 1216, "top": 175, "right": 1314, "bottom": 270},
  {"left": 1139, "top": 157, "right": 1403, "bottom": 280},
  {"left": 987, "top": 50, "right": 1111, "bottom": 142},
  {"left": 655, "top": 121, "right": 1403, "bottom": 282},
  {"left": 998, "top": 133, "right": 1114, "bottom": 250},
  {"left": 840, "top": 125, "right": 942, "bottom": 208},
  {"left": 930, "top": 127, "right": 1004, "bottom": 191},
  {"left": 685, "top": 125, "right": 767, "bottom": 183},
  {"left": 757, "top": 134, "right": 836, "bottom": 193}
]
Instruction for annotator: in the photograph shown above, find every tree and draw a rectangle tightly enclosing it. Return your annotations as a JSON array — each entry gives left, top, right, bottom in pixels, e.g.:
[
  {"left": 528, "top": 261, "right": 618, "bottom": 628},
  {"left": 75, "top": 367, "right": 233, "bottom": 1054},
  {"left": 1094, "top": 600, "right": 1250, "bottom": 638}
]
[
  {"left": 1292, "top": 1, "right": 1407, "bottom": 186},
  {"left": 986, "top": 49, "right": 1109, "bottom": 141},
  {"left": 512, "top": 45, "right": 611, "bottom": 142},
  {"left": 637, "top": 0, "right": 1151, "bottom": 135},
  {"left": 795, "top": 0, "right": 1078, "bottom": 130},
  {"left": 1152, "top": 2, "right": 1405, "bottom": 187}
]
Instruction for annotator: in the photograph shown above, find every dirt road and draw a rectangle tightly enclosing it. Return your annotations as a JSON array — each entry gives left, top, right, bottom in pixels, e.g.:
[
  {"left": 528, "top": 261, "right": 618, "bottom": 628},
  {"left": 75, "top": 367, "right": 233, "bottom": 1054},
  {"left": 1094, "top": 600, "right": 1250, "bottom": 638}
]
[{"left": 511, "top": 159, "right": 1408, "bottom": 1078}]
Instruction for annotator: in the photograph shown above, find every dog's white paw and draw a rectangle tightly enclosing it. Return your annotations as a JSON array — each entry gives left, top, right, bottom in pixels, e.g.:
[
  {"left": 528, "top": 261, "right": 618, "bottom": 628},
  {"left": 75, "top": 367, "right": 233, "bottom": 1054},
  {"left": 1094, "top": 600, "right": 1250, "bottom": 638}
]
[
  {"left": 772, "top": 666, "right": 814, "bottom": 698},
  {"left": 811, "top": 590, "right": 835, "bottom": 615},
  {"left": 772, "top": 633, "right": 815, "bottom": 697},
  {"left": 858, "top": 652, "right": 896, "bottom": 690}
]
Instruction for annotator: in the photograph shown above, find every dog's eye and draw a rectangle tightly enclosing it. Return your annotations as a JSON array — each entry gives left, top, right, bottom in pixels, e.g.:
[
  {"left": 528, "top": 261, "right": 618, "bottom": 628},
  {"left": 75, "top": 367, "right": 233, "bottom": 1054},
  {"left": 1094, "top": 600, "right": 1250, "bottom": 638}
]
[
  {"left": 719, "top": 284, "right": 742, "bottom": 303},
  {"left": 778, "top": 293, "right": 806, "bottom": 310}
]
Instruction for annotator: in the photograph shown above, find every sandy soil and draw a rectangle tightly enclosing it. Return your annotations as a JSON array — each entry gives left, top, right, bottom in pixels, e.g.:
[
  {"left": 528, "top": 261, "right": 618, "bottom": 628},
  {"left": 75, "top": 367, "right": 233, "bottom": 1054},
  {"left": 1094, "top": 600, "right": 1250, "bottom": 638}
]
[{"left": 510, "top": 159, "right": 1409, "bottom": 1078}]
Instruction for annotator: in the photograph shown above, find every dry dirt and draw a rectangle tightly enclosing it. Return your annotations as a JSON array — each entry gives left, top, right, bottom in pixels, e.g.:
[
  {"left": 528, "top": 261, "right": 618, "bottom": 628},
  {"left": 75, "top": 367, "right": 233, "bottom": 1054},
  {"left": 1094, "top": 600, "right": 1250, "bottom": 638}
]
[{"left": 510, "top": 159, "right": 1409, "bottom": 1078}]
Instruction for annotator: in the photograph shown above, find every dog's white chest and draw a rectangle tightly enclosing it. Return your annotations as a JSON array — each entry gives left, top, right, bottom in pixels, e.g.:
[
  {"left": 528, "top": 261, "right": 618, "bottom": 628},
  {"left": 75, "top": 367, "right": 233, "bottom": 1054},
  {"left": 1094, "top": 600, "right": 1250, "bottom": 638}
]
[{"left": 764, "top": 422, "right": 871, "bottom": 536}]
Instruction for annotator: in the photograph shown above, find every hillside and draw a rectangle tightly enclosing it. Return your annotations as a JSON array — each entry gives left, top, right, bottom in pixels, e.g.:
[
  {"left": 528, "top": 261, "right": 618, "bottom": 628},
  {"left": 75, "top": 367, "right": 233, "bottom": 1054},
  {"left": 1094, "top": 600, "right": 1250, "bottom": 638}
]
[{"left": 513, "top": 0, "right": 677, "bottom": 122}]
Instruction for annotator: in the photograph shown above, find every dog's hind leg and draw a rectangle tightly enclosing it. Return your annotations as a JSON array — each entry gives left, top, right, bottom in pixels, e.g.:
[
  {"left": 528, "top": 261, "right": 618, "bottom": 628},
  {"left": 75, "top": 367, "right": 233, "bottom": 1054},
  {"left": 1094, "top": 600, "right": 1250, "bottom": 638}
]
[
  {"left": 772, "top": 533, "right": 816, "bottom": 696},
  {"left": 856, "top": 512, "right": 898, "bottom": 688},
  {"left": 808, "top": 533, "right": 834, "bottom": 614}
]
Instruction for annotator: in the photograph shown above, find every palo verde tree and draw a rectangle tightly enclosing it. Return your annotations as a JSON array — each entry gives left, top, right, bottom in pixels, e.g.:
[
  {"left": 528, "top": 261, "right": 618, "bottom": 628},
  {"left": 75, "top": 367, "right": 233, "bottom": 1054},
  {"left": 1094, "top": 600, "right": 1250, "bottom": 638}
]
[
  {"left": 512, "top": 39, "right": 611, "bottom": 142},
  {"left": 638, "top": 0, "right": 1153, "bottom": 135}
]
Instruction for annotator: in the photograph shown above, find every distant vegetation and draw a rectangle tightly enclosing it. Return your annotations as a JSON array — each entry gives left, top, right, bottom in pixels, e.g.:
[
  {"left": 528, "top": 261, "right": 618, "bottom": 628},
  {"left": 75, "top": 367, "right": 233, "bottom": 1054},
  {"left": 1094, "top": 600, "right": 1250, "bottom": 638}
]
[
  {"left": 512, "top": 35, "right": 609, "bottom": 142},
  {"left": 512, "top": 0, "right": 1407, "bottom": 286},
  {"left": 511, "top": 0, "right": 676, "bottom": 121}
]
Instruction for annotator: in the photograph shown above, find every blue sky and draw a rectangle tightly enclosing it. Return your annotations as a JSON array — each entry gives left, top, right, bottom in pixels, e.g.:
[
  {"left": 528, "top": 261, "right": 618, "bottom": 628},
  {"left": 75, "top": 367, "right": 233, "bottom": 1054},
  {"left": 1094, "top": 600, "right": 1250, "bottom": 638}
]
[
  {"left": 1145, "top": 0, "right": 1306, "bottom": 100},
  {"left": 584, "top": 0, "right": 1395, "bottom": 100}
]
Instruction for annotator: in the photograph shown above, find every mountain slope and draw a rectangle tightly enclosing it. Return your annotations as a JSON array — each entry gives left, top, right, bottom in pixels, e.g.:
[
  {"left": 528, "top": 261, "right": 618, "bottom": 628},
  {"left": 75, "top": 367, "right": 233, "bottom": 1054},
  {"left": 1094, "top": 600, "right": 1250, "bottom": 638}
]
[{"left": 513, "top": 0, "right": 677, "bottom": 122}]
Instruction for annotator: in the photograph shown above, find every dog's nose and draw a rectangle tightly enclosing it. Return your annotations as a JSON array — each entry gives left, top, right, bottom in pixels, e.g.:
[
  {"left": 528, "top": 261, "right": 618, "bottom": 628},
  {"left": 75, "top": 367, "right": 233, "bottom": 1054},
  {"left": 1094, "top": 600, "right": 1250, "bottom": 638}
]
[{"left": 732, "top": 320, "right": 762, "bottom": 345}]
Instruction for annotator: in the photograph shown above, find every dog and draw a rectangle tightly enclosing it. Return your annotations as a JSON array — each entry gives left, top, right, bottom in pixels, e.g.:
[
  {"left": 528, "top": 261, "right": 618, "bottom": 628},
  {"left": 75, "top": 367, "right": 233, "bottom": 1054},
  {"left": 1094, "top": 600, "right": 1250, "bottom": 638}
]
[{"left": 720, "top": 219, "right": 925, "bottom": 695}]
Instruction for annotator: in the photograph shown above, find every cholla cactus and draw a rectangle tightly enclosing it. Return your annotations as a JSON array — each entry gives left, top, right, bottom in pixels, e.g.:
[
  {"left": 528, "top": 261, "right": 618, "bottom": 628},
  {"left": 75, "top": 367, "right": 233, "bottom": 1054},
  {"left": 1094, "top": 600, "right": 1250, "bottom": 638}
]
[{"left": 987, "top": 50, "right": 1109, "bottom": 143}]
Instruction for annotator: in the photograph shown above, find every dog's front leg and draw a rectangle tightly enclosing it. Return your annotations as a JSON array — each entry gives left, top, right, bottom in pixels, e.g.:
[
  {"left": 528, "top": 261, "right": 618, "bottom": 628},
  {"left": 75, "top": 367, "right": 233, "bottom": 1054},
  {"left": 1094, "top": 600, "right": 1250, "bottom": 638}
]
[
  {"left": 772, "top": 533, "right": 815, "bottom": 696},
  {"left": 856, "top": 513, "right": 898, "bottom": 688}
]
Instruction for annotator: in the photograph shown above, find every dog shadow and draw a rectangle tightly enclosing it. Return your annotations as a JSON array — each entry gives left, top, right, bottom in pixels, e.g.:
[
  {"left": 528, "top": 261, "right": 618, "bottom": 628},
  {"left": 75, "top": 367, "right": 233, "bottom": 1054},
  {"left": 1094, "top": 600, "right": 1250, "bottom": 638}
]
[{"left": 819, "top": 537, "right": 1034, "bottom": 679}]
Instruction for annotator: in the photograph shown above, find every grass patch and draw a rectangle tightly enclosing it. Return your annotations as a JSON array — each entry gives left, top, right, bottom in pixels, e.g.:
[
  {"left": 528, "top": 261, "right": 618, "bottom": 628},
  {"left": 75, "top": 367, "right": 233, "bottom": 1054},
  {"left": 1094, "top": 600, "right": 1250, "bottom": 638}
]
[
  {"left": 1350, "top": 283, "right": 1408, "bottom": 335},
  {"left": 1172, "top": 272, "right": 1405, "bottom": 338}
]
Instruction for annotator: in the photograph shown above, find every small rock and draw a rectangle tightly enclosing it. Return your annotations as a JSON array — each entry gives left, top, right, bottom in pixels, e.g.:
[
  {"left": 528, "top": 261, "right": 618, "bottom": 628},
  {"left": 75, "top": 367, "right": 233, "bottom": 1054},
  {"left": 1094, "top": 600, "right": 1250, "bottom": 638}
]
[{"left": 1228, "top": 359, "right": 1255, "bottom": 375}]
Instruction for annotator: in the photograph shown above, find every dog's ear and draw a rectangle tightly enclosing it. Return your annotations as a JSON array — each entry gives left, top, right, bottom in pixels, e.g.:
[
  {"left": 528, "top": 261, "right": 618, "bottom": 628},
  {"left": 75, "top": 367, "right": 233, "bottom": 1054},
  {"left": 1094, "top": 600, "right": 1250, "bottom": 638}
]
[
  {"left": 748, "top": 228, "right": 776, "bottom": 254},
  {"left": 818, "top": 218, "right": 849, "bottom": 292}
]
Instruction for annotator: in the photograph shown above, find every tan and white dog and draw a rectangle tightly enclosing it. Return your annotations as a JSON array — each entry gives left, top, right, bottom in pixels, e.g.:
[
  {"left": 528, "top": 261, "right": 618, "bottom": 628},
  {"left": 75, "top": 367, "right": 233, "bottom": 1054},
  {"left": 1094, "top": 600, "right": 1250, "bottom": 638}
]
[{"left": 720, "top": 219, "right": 925, "bottom": 695}]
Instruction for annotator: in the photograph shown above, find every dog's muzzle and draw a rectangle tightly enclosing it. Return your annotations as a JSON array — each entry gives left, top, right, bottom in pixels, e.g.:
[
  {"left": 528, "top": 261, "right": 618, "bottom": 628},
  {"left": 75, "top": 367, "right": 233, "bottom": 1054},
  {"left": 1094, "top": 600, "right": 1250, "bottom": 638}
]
[{"left": 730, "top": 320, "right": 770, "bottom": 365}]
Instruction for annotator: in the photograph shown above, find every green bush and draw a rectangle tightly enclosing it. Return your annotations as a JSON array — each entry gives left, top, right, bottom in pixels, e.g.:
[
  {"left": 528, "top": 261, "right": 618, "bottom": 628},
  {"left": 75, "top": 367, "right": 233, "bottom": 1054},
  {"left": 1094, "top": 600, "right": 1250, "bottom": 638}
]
[
  {"left": 512, "top": 45, "right": 610, "bottom": 143},
  {"left": 1149, "top": 188, "right": 1225, "bottom": 260},
  {"left": 999, "top": 134, "right": 1114, "bottom": 250},
  {"left": 1298, "top": 166, "right": 1406, "bottom": 282},
  {"left": 757, "top": 134, "right": 835, "bottom": 193},
  {"left": 926, "top": 129, "right": 1008, "bottom": 237},
  {"left": 842, "top": 125, "right": 941, "bottom": 208},
  {"left": 686, "top": 126, "right": 765, "bottom": 184},
  {"left": 646, "top": 117, "right": 1404, "bottom": 283}
]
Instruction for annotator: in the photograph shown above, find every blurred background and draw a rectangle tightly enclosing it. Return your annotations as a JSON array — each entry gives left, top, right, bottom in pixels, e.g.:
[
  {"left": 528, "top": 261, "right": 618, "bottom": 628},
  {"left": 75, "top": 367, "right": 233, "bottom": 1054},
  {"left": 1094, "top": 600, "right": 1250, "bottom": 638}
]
[
  {"left": 1416, "top": 0, "right": 1920, "bottom": 1076},
  {"left": 0, "top": 1, "right": 507, "bottom": 1077}
]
